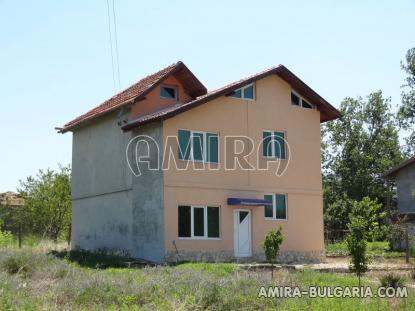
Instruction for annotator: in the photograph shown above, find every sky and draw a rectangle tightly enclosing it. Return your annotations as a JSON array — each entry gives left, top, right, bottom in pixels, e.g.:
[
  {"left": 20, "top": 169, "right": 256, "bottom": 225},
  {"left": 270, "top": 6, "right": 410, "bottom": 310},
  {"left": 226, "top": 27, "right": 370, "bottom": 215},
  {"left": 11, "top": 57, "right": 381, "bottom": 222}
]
[{"left": 0, "top": 0, "right": 414, "bottom": 192}]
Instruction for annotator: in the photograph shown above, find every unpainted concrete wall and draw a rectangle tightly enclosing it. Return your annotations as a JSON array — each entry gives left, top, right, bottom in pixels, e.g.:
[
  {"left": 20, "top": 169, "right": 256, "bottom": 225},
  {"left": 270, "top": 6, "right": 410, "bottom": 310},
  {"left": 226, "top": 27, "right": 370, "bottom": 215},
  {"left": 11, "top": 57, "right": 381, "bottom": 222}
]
[
  {"left": 71, "top": 112, "right": 134, "bottom": 254},
  {"left": 397, "top": 163, "right": 415, "bottom": 214},
  {"left": 130, "top": 122, "right": 165, "bottom": 262}
]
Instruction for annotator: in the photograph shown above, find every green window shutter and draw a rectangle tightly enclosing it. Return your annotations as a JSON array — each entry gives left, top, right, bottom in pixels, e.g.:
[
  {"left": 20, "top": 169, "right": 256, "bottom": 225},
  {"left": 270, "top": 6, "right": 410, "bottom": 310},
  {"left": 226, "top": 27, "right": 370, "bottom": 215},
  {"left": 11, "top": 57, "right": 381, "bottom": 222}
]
[
  {"left": 274, "top": 132, "right": 286, "bottom": 159},
  {"left": 178, "top": 130, "right": 191, "bottom": 160},
  {"left": 178, "top": 206, "right": 191, "bottom": 237},
  {"left": 193, "top": 207, "right": 205, "bottom": 237},
  {"left": 264, "top": 194, "right": 274, "bottom": 218},
  {"left": 275, "top": 194, "right": 286, "bottom": 219},
  {"left": 192, "top": 132, "right": 204, "bottom": 161},
  {"left": 206, "top": 133, "right": 219, "bottom": 163},
  {"left": 263, "top": 131, "right": 272, "bottom": 157},
  {"left": 207, "top": 207, "right": 220, "bottom": 238}
]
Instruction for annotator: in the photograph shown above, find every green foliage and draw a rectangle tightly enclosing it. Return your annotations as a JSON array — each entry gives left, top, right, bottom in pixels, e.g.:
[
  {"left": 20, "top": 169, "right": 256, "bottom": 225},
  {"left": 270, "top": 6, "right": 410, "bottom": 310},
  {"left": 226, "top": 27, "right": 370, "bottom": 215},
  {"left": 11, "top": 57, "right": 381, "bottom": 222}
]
[
  {"left": 262, "top": 226, "right": 284, "bottom": 264},
  {"left": 350, "top": 197, "right": 387, "bottom": 241},
  {"left": 0, "top": 230, "right": 13, "bottom": 247},
  {"left": 322, "top": 92, "right": 402, "bottom": 237},
  {"left": 380, "top": 273, "right": 405, "bottom": 289},
  {"left": 326, "top": 240, "right": 404, "bottom": 258},
  {"left": 323, "top": 193, "right": 352, "bottom": 240},
  {"left": 17, "top": 165, "right": 71, "bottom": 242},
  {"left": 346, "top": 213, "right": 369, "bottom": 285},
  {"left": 398, "top": 47, "right": 415, "bottom": 155}
]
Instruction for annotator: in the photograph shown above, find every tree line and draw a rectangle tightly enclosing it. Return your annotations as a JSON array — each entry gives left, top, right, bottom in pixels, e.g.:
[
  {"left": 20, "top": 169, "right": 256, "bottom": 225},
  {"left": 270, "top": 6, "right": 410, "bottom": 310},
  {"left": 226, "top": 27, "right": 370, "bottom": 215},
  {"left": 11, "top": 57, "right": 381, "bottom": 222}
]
[
  {"left": 0, "top": 166, "right": 71, "bottom": 246},
  {"left": 323, "top": 47, "right": 415, "bottom": 242}
]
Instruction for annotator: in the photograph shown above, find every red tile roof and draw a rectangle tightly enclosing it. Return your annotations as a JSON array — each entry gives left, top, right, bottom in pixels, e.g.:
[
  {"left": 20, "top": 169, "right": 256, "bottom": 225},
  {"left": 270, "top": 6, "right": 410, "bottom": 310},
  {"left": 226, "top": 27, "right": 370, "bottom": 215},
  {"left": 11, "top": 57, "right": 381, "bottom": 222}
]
[
  {"left": 61, "top": 62, "right": 341, "bottom": 133},
  {"left": 122, "top": 64, "right": 341, "bottom": 131},
  {"left": 60, "top": 61, "right": 206, "bottom": 133}
]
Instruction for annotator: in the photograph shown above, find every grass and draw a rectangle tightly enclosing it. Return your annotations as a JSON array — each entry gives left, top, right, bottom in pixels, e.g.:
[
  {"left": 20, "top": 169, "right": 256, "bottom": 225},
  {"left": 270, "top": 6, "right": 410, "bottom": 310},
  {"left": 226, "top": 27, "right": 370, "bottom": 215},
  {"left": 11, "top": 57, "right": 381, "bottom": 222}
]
[
  {"left": 0, "top": 247, "right": 414, "bottom": 310},
  {"left": 326, "top": 241, "right": 405, "bottom": 258}
]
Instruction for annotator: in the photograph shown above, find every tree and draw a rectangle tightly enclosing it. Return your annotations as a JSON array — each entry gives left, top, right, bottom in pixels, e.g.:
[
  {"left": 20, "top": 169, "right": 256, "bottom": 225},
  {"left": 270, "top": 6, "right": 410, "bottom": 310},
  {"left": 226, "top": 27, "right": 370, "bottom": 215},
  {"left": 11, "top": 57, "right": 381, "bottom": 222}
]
[
  {"left": 346, "top": 214, "right": 369, "bottom": 286},
  {"left": 262, "top": 227, "right": 284, "bottom": 278},
  {"left": 18, "top": 165, "right": 71, "bottom": 242},
  {"left": 322, "top": 92, "right": 403, "bottom": 238},
  {"left": 398, "top": 47, "right": 415, "bottom": 155},
  {"left": 350, "top": 197, "right": 387, "bottom": 242},
  {"left": 323, "top": 192, "right": 352, "bottom": 242}
]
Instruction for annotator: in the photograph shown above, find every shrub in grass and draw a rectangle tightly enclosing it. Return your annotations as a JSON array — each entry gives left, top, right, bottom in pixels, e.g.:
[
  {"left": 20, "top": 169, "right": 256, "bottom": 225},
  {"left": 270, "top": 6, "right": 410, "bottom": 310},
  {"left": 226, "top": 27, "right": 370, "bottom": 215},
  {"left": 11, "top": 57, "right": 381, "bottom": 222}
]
[
  {"left": 2, "top": 252, "right": 34, "bottom": 277},
  {"left": 0, "top": 230, "right": 14, "bottom": 247},
  {"left": 262, "top": 227, "right": 284, "bottom": 278},
  {"left": 346, "top": 215, "right": 369, "bottom": 286},
  {"left": 380, "top": 273, "right": 405, "bottom": 289},
  {"left": 50, "top": 249, "right": 133, "bottom": 269}
]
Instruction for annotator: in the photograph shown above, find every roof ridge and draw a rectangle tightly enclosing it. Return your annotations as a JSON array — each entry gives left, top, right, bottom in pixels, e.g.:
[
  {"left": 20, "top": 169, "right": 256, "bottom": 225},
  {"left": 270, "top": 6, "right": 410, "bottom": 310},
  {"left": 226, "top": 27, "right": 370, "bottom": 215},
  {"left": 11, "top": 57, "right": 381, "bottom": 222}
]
[{"left": 200, "top": 65, "right": 282, "bottom": 98}]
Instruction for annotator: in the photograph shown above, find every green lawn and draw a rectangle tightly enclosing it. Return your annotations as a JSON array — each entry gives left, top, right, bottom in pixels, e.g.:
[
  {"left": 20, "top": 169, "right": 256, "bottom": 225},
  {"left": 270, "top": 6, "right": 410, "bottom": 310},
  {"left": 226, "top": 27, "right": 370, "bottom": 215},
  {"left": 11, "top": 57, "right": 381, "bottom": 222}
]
[
  {"left": 326, "top": 241, "right": 405, "bottom": 258},
  {"left": 0, "top": 247, "right": 413, "bottom": 310}
]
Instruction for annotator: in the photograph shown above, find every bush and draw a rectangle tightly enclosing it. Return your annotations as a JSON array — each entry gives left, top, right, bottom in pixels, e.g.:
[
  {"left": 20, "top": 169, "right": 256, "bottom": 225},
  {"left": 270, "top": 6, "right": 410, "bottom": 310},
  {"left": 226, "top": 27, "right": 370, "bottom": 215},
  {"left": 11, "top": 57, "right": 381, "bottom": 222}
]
[
  {"left": 262, "top": 227, "right": 284, "bottom": 278},
  {"left": 380, "top": 273, "right": 405, "bottom": 289},
  {"left": 50, "top": 249, "right": 133, "bottom": 269},
  {"left": 346, "top": 215, "right": 369, "bottom": 286},
  {"left": 1, "top": 252, "right": 34, "bottom": 277},
  {"left": 0, "top": 230, "right": 14, "bottom": 247}
]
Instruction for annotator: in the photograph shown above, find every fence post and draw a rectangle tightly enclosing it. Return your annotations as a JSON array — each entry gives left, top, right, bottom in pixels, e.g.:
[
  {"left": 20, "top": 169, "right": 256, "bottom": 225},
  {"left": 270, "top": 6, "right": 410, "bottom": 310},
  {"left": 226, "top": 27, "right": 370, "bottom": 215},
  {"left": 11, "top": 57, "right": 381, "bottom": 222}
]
[
  {"left": 18, "top": 224, "right": 22, "bottom": 248},
  {"left": 406, "top": 224, "right": 409, "bottom": 264}
]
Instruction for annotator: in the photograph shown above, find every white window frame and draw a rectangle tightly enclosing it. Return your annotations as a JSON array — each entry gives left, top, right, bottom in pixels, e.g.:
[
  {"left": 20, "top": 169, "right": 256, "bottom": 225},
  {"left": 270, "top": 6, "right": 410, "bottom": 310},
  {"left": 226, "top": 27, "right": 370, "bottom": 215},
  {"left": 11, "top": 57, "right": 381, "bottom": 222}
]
[
  {"left": 262, "top": 130, "right": 287, "bottom": 160},
  {"left": 160, "top": 84, "right": 178, "bottom": 100},
  {"left": 264, "top": 193, "right": 288, "bottom": 221},
  {"left": 230, "top": 83, "right": 255, "bottom": 100},
  {"left": 179, "top": 129, "right": 220, "bottom": 163},
  {"left": 291, "top": 90, "right": 315, "bottom": 109},
  {"left": 179, "top": 205, "right": 221, "bottom": 240}
]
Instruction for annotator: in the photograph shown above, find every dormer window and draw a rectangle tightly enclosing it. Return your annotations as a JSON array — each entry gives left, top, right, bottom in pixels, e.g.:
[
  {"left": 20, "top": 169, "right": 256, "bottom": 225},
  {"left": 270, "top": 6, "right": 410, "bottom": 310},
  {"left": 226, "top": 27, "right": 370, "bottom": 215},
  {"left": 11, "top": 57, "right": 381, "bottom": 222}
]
[
  {"left": 227, "top": 83, "right": 255, "bottom": 100},
  {"left": 160, "top": 85, "right": 177, "bottom": 100},
  {"left": 291, "top": 91, "right": 314, "bottom": 109}
]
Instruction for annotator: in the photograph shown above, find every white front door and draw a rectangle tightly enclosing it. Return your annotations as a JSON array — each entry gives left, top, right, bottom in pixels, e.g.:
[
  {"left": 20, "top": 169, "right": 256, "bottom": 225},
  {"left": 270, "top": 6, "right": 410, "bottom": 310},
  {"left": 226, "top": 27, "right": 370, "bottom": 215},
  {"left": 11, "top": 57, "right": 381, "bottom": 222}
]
[{"left": 234, "top": 209, "right": 252, "bottom": 257}]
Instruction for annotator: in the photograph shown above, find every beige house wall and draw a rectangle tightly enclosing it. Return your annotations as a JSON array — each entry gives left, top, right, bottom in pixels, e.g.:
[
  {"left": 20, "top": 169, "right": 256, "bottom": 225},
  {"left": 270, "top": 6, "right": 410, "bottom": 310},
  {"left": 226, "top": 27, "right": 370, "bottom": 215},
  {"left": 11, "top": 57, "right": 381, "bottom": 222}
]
[
  {"left": 162, "top": 75, "right": 324, "bottom": 261},
  {"left": 130, "top": 75, "right": 192, "bottom": 118}
]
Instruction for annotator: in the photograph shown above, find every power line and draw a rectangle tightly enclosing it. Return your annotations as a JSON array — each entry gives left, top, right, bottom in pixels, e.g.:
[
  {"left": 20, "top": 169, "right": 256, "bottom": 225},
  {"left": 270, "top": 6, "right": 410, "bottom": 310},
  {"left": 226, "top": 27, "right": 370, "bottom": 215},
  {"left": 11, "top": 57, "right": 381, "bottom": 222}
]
[
  {"left": 106, "top": 0, "right": 116, "bottom": 92},
  {"left": 112, "top": 0, "right": 121, "bottom": 90}
]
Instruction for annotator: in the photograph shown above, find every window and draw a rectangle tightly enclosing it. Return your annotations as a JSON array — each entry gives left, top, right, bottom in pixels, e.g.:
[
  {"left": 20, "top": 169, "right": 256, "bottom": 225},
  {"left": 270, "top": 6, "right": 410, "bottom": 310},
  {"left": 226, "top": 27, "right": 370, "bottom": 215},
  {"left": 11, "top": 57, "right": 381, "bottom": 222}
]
[
  {"left": 178, "top": 129, "right": 219, "bottom": 163},
  {"left": 227, "top": 83, "right": 255, "bottom": 100},
  {"left": 291, "top": 92, "right": 300, "bottom": 106},
  {"left": 160, "top": 85, "right": 177, "bottom": 99},
  {"left": 264, "top": 194, "right": 287, "bottom": 220},
  {"left": 291, "top": 91, "right": 314, "bottom": 109},
  {"left": 262, "top": 131, "right": 286, "bottom": 159},
  {"left": 302, "top": 99, "right": 313, "bottom": 109},
  {"left": 178, "top": 206, "right": 220, "bottom": 238}
]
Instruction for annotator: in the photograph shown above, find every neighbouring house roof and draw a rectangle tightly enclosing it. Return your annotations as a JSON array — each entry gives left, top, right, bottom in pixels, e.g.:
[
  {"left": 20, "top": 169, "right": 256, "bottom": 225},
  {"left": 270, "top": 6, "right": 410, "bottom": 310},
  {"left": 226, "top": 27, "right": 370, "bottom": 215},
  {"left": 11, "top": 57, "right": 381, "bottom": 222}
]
[
  {"left": 384, "top": 156, "right": 415, "bottom": 177},
  {"left": 60, "top": 61, "right": 207, "bottom": 133},
  {"left": 122, "top": 64, "right": 341, "bottom": 131},
  {"left": 0, "top": 192, "right": 25, "bottom": 207},
  {"left": 390, "top": 212, "right": 415, "bottom": 223}
]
